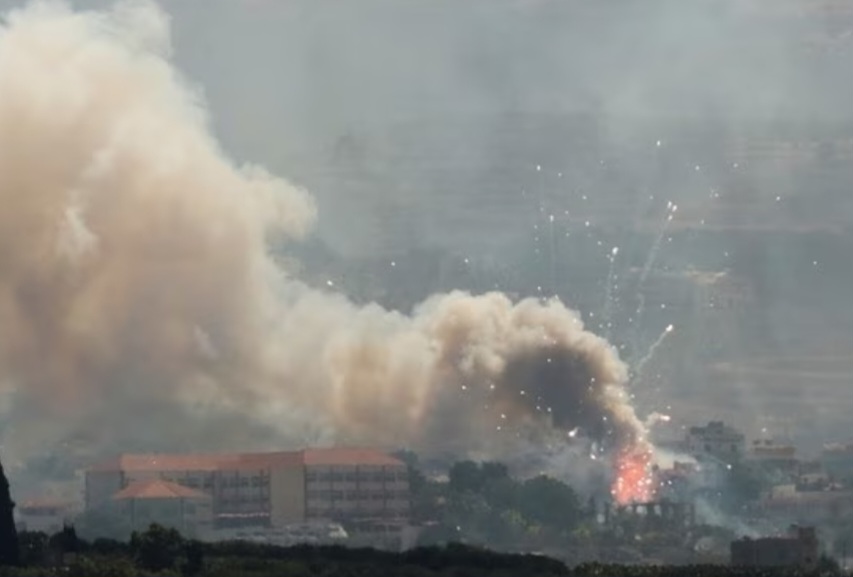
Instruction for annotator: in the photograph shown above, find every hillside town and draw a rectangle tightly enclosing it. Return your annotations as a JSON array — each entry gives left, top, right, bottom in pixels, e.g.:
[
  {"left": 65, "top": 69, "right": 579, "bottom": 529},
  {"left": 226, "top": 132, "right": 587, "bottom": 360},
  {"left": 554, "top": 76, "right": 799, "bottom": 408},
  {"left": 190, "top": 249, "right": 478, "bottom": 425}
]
[{"left": 9, "top": 420, "right": 853, "bottom": 571}]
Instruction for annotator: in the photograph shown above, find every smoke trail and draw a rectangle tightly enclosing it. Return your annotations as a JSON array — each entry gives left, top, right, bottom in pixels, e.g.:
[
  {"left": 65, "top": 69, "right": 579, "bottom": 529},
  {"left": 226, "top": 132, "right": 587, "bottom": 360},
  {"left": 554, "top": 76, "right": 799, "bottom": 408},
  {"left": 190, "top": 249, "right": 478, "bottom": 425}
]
[
  {"left": 629, "top": 203, "right": 676, "bottom": 366},
  {"left": 632, "top": 324, "right": 675, "bottom": 383},
  {"left": 601, "top": 246, "right": 619, "bottom": 340},
  {"left": 0, "top": 1, "right": 649, "bottom": 475}
]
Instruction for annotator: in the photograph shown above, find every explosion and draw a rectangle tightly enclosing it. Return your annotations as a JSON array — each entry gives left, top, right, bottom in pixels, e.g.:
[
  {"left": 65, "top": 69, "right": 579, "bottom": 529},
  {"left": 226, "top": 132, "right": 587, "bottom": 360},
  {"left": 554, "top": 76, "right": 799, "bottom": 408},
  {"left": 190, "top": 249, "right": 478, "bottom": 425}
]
[
  {"left": 0, "top": 0, "right": 658, "bottom": 494},
  {"left": 611, "top": 443, "right": 656, "bottom": 504}
]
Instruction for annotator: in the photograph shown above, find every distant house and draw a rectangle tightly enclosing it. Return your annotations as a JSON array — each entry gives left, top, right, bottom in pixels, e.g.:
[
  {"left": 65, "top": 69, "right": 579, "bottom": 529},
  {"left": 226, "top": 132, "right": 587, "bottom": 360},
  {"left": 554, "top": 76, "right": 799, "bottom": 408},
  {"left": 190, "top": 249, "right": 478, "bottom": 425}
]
[
  {"left": 731, "top": 526, "right": 819, "bottom": 570},
  {"left": 822, "top": 442, "right": 853, "bottom": 479},
  {"left": 751, "top": 485, "right": 853, "bottom": 525},
  {"left": 15, "top": 499, "right": 73, "bottom": 534},
  {"left": 747, "top": 439, "right": 800, "bottom": 480},
  {"left": 686, "top": 421, "right": 745, "bottom": 464},
  {"left": 111, "top": 479, "right": 213, "bottom": 538}
]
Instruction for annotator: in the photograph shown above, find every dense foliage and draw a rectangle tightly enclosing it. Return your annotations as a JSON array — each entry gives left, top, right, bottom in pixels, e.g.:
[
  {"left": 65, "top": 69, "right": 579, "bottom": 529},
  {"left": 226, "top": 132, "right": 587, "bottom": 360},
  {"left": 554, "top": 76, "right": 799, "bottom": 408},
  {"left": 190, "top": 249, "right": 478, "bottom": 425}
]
[
  {"left": 3, "top": 524, "right": 572, "bottom": 577},
  {"left": 1, "top": 455, "right": 847, "bottom": 575},
  {"left": 0, "top": 524, "right": 848, "bottom": 577},
  {"left": 408, "top": 458, "right": 585, "bottom": 551}
]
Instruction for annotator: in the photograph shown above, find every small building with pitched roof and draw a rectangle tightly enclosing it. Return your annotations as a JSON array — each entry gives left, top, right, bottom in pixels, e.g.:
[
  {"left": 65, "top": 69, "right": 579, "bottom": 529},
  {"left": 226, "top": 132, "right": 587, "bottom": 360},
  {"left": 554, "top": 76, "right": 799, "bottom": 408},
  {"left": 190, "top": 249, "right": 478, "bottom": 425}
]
[{"left": 111, "top": 479, "right": 213, "bottom": 537}]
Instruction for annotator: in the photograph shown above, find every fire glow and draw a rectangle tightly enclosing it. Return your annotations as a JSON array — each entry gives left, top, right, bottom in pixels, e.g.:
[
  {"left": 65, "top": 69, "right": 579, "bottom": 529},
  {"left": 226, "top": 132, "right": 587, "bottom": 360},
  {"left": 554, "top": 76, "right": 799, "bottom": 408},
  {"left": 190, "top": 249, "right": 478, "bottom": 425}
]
[{"left": 611, "top": 445, "right": 655, "bottom": 504}]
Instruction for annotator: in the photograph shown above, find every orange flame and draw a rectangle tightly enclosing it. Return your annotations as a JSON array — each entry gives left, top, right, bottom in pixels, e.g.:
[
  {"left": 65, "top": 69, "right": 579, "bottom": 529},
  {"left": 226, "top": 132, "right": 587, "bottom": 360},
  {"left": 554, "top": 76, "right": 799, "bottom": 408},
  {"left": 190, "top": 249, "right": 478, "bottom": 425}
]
[{"left": 611, "top": 445, "right": 655, "bottom": 504}]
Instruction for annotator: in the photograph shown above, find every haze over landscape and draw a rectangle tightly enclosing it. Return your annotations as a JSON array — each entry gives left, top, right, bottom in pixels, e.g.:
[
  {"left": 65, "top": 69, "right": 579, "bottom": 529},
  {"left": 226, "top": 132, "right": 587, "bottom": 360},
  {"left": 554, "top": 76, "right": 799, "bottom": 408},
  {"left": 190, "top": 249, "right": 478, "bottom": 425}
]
[{"left": 0, "top": 0, "right": 852, "bottom": 499}]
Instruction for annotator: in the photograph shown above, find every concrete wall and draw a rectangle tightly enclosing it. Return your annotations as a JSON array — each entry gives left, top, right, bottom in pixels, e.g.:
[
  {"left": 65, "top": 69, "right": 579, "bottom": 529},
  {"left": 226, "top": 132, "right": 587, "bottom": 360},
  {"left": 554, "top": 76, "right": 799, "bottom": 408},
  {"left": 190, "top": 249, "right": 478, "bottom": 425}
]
[
  {"left": 118, "top": 496, "right": 213, "bottom": 538},
  {"left": 85, "top": 471, "right": 123, "bottom": 510},
  {"left": 270, "top": 465, "right": 305, "bottom": 526}
]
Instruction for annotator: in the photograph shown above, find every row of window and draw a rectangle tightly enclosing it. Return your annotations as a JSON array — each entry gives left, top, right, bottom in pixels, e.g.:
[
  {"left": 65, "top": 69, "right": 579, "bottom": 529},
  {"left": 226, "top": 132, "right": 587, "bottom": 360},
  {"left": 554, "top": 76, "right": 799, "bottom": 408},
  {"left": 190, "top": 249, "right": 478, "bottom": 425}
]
[
  {"left": 165, "top": 476, "right": 269, "bottom": 489},
  {"left": 307, "top": 490, "right": 409, "bottom": 501},
  {"left": 306, "top": 471, "right": 407, "bottom": 483},
  {"left": 217, "top": 495, "right": 270, "bottom": 506},
  {"left": 305, "top": 505, "right": 408, "bottom": 518}
]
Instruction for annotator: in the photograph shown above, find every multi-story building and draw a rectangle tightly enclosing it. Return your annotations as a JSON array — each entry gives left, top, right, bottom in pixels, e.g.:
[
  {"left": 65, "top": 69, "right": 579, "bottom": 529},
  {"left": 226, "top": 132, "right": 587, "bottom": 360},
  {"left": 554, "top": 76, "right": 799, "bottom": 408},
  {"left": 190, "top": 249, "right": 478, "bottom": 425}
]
[
  {"left": 821, "top": 442, "right": 853, "bottom": 480},
  {"left": 686, "top": 421, "right": 746, "bottom": 464},
  {"left": 746, "top": 439, "right": 800, "bottom": 481},
  {"left": 303, "top": 449, "right": 410, "bottom": 523},
  {"left": 85, "top": 448, "right": 409, "bottom": 534},
  {"left": 752, "top": 485, "right": 853, "bottom": 526},
  {"left": 731, "top": 526, "right": 819, "bottom": 570}
]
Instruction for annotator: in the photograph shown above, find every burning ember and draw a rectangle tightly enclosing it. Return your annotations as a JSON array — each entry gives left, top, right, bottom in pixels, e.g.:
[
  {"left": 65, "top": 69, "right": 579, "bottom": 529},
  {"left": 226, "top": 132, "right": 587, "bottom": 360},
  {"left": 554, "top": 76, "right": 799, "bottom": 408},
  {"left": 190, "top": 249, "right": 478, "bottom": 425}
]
[{"left": 611, "top": 445, "right": 655, "bottom": 504}]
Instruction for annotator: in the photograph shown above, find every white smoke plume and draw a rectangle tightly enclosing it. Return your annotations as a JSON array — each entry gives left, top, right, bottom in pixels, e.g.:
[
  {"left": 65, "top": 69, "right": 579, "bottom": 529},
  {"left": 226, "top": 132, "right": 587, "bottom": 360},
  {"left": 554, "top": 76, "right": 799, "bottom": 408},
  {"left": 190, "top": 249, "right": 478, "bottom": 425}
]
[{"left": 0, "top": 0, "right": 648, "bottom": 474}]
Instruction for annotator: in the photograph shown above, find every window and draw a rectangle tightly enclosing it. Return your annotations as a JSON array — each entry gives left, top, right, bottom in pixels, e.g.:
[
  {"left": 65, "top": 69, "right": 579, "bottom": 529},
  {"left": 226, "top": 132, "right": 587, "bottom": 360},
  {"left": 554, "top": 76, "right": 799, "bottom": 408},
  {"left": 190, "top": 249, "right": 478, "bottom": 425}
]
[{"left": 345, "top": 473, "right": 356, "bottom": 482}]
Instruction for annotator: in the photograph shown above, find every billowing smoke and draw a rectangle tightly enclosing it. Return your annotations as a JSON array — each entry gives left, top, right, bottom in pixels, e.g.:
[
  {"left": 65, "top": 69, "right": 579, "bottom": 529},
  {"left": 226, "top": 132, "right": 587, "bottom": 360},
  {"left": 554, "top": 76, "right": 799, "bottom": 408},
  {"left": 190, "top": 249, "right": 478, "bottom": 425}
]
[{"left": 0, "top": 0, "right": 648, "bottom": 481}]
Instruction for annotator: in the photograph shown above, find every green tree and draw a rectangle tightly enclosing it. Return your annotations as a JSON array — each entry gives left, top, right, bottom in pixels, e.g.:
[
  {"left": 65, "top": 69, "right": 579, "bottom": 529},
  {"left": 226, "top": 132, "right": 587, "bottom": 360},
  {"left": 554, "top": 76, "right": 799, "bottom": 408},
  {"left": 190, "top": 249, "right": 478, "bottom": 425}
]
[
  {"left": 0, "top": 457, "right": 19, "bottom": 566},
  {"left": 49, "top": 524, "right": 79, "bottom": 557},
  {"left": 449, "top": 461, "right": 483, "bottom": 494},
  {"left": 449, "top": 460, "right": 511, "bottom": 495},
  {"left": 395, "top": 450, "right": 447, "bottom": 523},
  {"left": 66, "top": 555, "right": 138, "bottom": 577},
  {"left": 17, "top": 531, "right": 48, "bottom": 567},
  {"left": 517, "top": 475, "right": 581, "bottom": 532},
  {"left": 396, "top": 451, "right": 428, "bottom": 498},
  {"left": 130, "top": 523, "right": 184, "bottom": 572},
  {"left": 480, "top": 462, "right": 510, "bottom": 485},
  {"left": 483, "top": 477, "right": 520, "bottom": 510},
  {"left": 182, "top": 540, "right": 204, "bottom": 577}
]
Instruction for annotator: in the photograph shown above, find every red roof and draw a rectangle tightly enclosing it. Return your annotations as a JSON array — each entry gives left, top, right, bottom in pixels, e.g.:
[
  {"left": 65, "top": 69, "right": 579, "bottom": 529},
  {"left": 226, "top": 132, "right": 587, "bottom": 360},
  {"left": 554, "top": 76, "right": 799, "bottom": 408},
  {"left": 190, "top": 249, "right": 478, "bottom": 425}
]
[
  {"left": 91, "top": 454, "right": 222, "bottom": 472},
  {"left": 19, "top": 498, "right": 72, "bottom": 510},
  {"left": 90, "top": 448, "right": 403, "bottom": 473},
  {"left": 90, "top": 451, "right": 302, "bottom": 473},
  {"left": 112, "top": 479, "right": 210, "bottom": 501}
]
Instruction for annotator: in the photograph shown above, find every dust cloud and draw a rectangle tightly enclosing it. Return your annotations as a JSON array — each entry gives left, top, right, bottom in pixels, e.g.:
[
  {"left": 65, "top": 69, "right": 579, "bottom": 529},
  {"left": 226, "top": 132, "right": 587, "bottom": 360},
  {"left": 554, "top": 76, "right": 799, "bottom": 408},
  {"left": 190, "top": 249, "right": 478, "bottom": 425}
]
[{"left": 0, "top": 1, "right": 648, "bottom": 474}]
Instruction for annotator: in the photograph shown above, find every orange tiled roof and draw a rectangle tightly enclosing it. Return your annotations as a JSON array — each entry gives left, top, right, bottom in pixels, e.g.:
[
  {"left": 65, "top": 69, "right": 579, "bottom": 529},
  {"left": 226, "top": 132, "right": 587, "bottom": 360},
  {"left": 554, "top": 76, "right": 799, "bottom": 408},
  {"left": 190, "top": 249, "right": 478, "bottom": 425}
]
[
  {"left": 91, "top": 454, "right": 222, "bottom": 472},
  {"left": 90, "top": 451, "right": 302, "bottom": 473},
  {"left": 112, "top": 479, "right": 210, "bottom": 501},
  {"left": 19, "top": 498, "right": 72, "bottom": 510}
]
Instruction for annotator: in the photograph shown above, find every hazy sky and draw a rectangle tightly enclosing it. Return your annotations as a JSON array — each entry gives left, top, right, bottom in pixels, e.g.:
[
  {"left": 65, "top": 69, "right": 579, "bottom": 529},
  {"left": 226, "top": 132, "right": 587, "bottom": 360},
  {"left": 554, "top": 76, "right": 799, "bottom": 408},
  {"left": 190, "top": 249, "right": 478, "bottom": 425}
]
[
  {"left": 147, "top": 0, "right": 853, "bottom": 255},
  {"left": 156, "top": 0, "right": 853, "bottom": 449}
]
